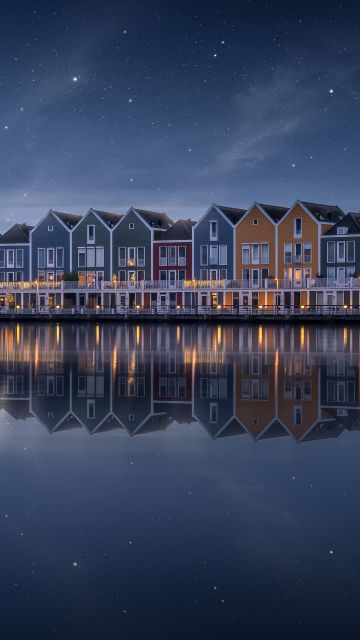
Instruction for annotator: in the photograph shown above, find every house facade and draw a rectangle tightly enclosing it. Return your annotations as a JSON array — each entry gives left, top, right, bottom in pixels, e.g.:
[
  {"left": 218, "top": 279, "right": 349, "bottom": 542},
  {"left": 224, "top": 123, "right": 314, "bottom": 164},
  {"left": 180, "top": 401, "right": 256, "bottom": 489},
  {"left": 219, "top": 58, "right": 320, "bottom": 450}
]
[
  {"left": 235, "top": 203, "right": 288, "bottom": 307},
  {"left": 153, "top": 218, "right": 194, "bottom": 307},
  {"left": 112, "top": 208, "right": 173, "bottom": 308},
  {"left": 0, "top": 223, "right": 32, "bottom": 284},
  {"left": 321, "top": 212, "right": 360, "bottom": 283},
  {"left": 193, "top": 204, "right": 245, "bottom": 307},
  {"left": 277, "top": 201, "right": 344, "bottom": 307},
  {"left": 30, "top": 210, "right": 82, "bottom": 282}
]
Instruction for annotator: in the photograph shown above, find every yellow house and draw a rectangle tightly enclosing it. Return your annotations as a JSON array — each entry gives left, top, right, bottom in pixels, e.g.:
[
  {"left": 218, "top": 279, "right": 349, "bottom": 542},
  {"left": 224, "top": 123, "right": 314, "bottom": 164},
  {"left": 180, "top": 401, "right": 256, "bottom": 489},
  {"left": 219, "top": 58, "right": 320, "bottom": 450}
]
[{"left": 235, "top": 202, "right": 289, "bottom": 307}]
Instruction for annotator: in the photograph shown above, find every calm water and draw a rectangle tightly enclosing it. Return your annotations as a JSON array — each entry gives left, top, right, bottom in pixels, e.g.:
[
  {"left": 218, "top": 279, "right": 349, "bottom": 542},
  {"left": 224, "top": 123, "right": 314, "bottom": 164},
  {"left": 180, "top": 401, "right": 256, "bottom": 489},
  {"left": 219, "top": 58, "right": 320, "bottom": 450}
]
[{"left": 0, "top": 322, "right": 359, "bottom": 639}]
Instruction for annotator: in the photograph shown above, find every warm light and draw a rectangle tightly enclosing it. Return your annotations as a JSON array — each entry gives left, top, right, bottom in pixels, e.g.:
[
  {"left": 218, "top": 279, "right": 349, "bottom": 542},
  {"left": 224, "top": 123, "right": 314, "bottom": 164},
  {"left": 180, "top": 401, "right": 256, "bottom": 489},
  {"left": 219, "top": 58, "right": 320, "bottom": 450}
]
[
  {"left": 96, "top": 305, "right": 100, "bottom": 309},
  {"left": 343, "top": 304, "right": 348, "bottom": 309},
  {"left": 136, "top": 325, "right": 140, "bottom": 345},
  {"left": 301, "top": 305, "right": 305, "bottom": 309},
  {"left": 16, "top": 305, "right": 20, "bottom": 309},
  {"left": 217, "top": 304, "right": 222, "bottom": 309},
  {"left": 56, "top": 305, "right": 60, "bottom": 309},
  {"left": 176, "top": 305, "right": 180, "bottom": 309},
  {"left": 259, "top": 305, "right": 263, "bottom": 309},
  {"left": 136, "top": 305, "right": 141, "bottom": 309}
]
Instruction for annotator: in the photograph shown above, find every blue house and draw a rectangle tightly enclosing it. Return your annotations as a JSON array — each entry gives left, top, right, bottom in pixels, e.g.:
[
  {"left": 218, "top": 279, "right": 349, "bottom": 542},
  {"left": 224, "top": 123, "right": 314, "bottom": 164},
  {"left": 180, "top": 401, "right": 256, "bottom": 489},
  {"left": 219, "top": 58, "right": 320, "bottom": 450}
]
[
  {"left": 0, "top": 223, "right": 32, "bottom": 283},
  {"left": 30, "top": 210, "right": 82, "bottom": 282},
  {"left": 192, "top": 204, "right": 246, "bottom": 306}
]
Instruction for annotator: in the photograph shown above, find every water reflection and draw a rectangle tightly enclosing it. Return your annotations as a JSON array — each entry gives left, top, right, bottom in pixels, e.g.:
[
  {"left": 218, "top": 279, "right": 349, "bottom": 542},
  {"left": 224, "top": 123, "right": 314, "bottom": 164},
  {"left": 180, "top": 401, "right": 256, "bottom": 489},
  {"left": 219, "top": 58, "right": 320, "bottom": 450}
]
[{"left": 0, "top": 322, "right": 359, "bottom": 442}]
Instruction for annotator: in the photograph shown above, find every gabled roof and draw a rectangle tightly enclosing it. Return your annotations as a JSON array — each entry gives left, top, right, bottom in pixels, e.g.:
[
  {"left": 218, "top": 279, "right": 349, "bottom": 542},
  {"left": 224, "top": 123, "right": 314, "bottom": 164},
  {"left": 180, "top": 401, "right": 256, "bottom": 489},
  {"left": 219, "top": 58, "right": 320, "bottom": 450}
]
[
  {"left": 51, "top": 210, "right": 82, "bottom": 229},
  {"left": 0, "top": 223, "right": 33, "bottom": 244},
  {"left": 91, "top": 209, "right": 124, "bottom": 228},
  {"left": 257, "top": 203, "right": 289, "bottom": 223},
  {"left": 299, "top": 201, "right": 345, "bottom": 223},
  {"left": 323, "top": 212, "right": 360, "bottom": 236},
  {"left": 132, "top": 208, "right": 174, "bottom": 230},
  {"left": 154, "top": 218, "right": 195, "bottom": 241},
  {"left": 215, "top": 204, "right": 247, "bottom": 225}
]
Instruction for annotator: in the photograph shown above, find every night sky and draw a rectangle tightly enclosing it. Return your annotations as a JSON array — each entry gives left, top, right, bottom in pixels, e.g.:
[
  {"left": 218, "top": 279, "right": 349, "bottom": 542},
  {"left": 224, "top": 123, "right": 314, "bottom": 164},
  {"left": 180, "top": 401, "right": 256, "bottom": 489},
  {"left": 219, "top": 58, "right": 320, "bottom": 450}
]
[{"left": 1, "top": 0, "right": 360, "bottom": 229}]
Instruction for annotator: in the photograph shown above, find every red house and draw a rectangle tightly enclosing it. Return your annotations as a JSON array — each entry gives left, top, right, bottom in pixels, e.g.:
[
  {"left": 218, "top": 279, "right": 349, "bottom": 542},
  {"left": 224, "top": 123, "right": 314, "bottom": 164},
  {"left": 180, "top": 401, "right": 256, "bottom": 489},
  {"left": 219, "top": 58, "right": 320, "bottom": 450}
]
[{"left": 153, "top": 219, "right": 194, "bottom": 307}]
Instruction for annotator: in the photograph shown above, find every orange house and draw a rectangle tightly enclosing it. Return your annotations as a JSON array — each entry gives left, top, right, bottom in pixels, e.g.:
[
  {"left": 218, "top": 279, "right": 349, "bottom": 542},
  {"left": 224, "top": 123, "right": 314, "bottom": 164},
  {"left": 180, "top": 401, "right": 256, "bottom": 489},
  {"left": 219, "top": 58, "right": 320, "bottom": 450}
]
[
  {"left": 277, "top": 201, "right": 344, "bottom": 296},
  {"left": 235, "top": 202, "right": 289, "bottom": 306}
]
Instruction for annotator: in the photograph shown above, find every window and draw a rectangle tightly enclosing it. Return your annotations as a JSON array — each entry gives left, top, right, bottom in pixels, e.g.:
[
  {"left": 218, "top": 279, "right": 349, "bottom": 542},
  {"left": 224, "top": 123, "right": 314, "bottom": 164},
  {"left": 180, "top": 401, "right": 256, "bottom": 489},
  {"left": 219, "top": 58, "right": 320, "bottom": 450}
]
[
  {"left": 87, "top": 399, "right": 95, "bottom": 419},
  {"left": 56, "top": 247, "right": 64, "bottom": 268},
  {"left": 86, "top": 247, "right": 95, "bottom": 268},
  {"left": 219, "top": 268, "right": 227, "bottom": 279},
  {"left": 251, "top": 244, "right": 259, "bottom": 264},
  {"left": 294, "top": 406, "right": 302, "bottom": 426},
  {"left": 242, "top": 244, "right": 250, "bottom": 265},
  {"left": 304, "top": 243, "right": 312, "bottom": 263},
  {"left": 294, "top": 243, "right": 302, "bottom": 263},
  {"left": 78, "top": 249, "right": 86, "bottom": 268},
  {"left": 48, "top": 225, "right": 53, "bottom": 232},
  {"left": 7, "top": 250, "right": 14, "bottom": 268},
  {"left": 129, "top": 222, "right": 135, "bottom": 230},
  {"left": 337, "top": 241, "right": 345, "bottom": 262},
  {"left": 260, "top": 244, "right": 269, "bottom": 264},
  {"left": 200, "top": 269, "right": 208, "bottom": 280},
  {"left": 347, "top": 241, "right": 355, "bottom": 262},
  {"left": 118, "top": 270, "right": 126, "bottom": 281},
  {"left": 294, "top": 217, "right": 302, "bottom": 237},
  {"left": 159, "top": 246, "right": 167, "bottom": 266},
  {"left": 127, "top": 247, "right": 135, "bottom": 266},
  {"left": 209, "top": 402, "right": 218, "bottom": 423},
  {"left": 137, "top": 270, "right": 145, "bottom": 281},
  {"left": 327, "top": 266, "right": 336, "bottom": 280},
  {"left": 87, "top": 225, "right": 95, "bottom": 243},
  {"left": 0, "top": 272, "right": 4, "bottom": 282},
  {"left": 218, "top": 245, "right": 227, "bottom": 265},
  {"left": 137, "top": 247, "right": 145, "bottom": 267},
  {"left": 96, "top": 247, "right": 104, "bottom": 267},
  {"left": 178, "top": 246, "right": 186, "bottom": 266},
  {"left": 118, "top": 247, "right": 126, "bottom": 267},
  {"left": 209, "top": 245, "right": 218, "bottom": 265},
  {"left": 242, "top": 268, "right": 250, "bottom": 281},
  {"left": 327, "top": 241, "right": 335, "bottom": 263},
  {"left": 210, "top": 220, "right": 218, "bottom": 240},
  {"left": 261, "top": 268, "right": 269, "bottom": 279},
  {"left": 284, "top": 242, "right": 292, "bottom": 263},
  {"left": 200, "top": 245, "right": 208, "bottom": 266},
  {"left": 7, "top": 272, "right": 14, "bottom": 282},
  {"left": 252, "top": 219, "right": 258, "bottom": 225},
  {"left": 47, "top": 248, "right": 54, "bottom": 268},
  {"left": 252, "top": 269, "right": 259, "bottom": 285},
  {"left": 159, "top": 270, "right": 167, "bottom": 281},
  {"left": 178, "top": 269, "right": 186, "bottom": 280},
  {"left": 337, "top": 227, "right": 348, "bottom": 235},
  {"left": 0, "top": 249, "right": 4, "bottom": 268},
  {"left": 15, "top": 249, "right": 23, "bottom": 268},
  {"left": 168, "top": 246, "right": 177, "bottom": 266}
]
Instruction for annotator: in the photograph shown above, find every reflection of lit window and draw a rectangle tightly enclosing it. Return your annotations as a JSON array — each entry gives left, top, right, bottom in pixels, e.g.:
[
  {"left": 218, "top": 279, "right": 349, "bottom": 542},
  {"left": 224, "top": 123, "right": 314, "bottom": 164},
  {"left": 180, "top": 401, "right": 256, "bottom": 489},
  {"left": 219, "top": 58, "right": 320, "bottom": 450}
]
[
  {"left": 87, "top": 399, "right": 95, "bottom": 419},
  {"left": 209, "top": 402, "right": 218, "bottom": 423}
]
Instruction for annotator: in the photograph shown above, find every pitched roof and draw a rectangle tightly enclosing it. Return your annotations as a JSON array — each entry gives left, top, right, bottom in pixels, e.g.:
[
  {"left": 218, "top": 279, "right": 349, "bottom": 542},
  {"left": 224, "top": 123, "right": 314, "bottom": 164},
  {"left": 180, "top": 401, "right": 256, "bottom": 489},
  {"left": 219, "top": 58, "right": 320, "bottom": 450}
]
[
  {"left": 258, "top": 203, "right": 289, "bottom": 223},
  {"left": 51, "top": 210, "right": 82, "bottom": 229},
  {"left": 133, "top": 209, "right": 174, "bottom": 230},
  {"left": 323, "top": 212, "right": 360, "bottom": 236},
  {"left": 154, "top": 218, "right": 195, "bottom": 240},
  {"left": 216, "top": 205, "right": 247, "bottom": 225},
  {"left": 91, "top": 209, "right": 124, "bottom": 228},
  {"left": 0, "top": 223, "right": 33, "bottom": 244},
  {"left": 300, "top": 201, "right": 345, "bottom": 223}
]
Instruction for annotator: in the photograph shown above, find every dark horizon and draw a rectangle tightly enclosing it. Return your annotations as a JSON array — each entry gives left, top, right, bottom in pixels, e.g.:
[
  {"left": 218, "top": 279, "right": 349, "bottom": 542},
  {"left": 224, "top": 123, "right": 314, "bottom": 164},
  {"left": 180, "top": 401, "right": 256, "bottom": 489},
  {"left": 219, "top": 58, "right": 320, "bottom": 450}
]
[{"left": 1, "top": 1, "right": 360, "bottom": 228}]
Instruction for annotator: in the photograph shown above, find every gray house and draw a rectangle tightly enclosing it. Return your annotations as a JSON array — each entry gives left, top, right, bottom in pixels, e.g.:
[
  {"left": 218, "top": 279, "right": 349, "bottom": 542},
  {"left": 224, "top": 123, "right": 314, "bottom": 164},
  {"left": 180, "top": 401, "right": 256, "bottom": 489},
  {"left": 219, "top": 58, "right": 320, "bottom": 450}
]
[
  {"left": 71, "top": 209, "right": 123, "bottom": 287},
  {"left": 0, "top": 223, "right": 32, "bottom": 283},
  {"left": 112, "top": 208, "right": 173, "bottom": 308},
  {"left": 30, "top": 210, "right": 82, "bottom": 282},
  {"left": 321, "top": 212, "right": 360, "bottom": 282},
  {"left": 192, "top": 204, "right": 246, "bottom": 306}
]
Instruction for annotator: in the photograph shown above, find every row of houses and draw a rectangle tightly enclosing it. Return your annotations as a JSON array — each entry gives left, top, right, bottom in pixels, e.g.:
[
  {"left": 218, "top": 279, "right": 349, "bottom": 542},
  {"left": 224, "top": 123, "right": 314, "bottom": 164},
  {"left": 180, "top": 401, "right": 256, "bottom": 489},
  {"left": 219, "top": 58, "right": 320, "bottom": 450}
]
[
  {"left": 1, "top": 323, "right": 359, "bottom": 441},
  {"left": 0, "top": 200, "right": 359, "bottom": 308}
]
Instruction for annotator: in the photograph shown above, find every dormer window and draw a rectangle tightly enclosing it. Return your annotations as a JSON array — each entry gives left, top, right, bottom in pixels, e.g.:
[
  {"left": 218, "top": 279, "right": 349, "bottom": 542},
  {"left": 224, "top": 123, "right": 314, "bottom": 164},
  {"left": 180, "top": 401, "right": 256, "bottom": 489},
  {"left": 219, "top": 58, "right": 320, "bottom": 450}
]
[
  {"left": 210, "top": 220, "right": 218, "bottom": 241},
  {"left": 337, "top": 227, "right": 348, "bottom": 235},
  {"left": 48, "top": 225, "right": 53, "bottom": 231},
  {"left": 294, "top": 217, "right": 302, "bottom": 237},
  {"left": 87, "top": 224, "right": 95, "bottom": 244},
  {"left": 129, "top": 223, "right": 135, "bottom": 230}
]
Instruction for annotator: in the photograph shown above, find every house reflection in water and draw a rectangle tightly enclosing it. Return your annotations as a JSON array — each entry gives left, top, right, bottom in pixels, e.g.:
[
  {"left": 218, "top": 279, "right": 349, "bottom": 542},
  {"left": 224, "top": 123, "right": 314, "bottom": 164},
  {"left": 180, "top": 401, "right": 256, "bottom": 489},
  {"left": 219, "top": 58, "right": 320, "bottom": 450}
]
[{"left": 0, "top": 323, "right": 360, "bottom": 443}]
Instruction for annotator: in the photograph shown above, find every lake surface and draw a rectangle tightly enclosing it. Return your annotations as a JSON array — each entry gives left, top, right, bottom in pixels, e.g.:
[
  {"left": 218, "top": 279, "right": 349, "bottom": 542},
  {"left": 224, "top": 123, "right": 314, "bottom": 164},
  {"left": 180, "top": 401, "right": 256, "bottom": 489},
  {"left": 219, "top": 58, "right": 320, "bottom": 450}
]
[{"left": 0, "top": 322, "right": 359, "bottom": 639}]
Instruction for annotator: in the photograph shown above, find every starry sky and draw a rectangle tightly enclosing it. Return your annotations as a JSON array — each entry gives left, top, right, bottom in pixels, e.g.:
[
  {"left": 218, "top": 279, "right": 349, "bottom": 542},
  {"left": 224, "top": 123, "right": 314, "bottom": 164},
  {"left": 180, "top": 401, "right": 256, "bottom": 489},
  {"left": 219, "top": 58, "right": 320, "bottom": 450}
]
[{"left": 1, "top": 0, "right": 360, "bottom": 229}]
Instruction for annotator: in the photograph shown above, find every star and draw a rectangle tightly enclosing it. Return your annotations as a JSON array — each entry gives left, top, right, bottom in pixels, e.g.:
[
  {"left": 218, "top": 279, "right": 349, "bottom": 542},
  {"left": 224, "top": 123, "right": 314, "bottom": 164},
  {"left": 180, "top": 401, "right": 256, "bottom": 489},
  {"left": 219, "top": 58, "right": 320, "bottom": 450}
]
[
  {"left": 72, "top": 76, "right": 79, "bottom": 82},
  {"left": 128, "top": 98, "right": 133, "bottom": 103},
  {"left": 329, "top": 88, "right": 334, "bottom": 95},
  {"left": 213, "top": 53, "right": 218, "bottom": 58},
  {"left": 291, "top": 163, "right": 296, "bottom": 168}
]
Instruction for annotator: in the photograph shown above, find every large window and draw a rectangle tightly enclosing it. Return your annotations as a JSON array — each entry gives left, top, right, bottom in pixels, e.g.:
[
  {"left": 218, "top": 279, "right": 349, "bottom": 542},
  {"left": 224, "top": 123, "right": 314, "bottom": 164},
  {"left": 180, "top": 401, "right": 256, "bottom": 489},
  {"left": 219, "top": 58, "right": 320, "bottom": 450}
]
[
  {"left": 294, "top": 217, "right": 302, "bottom": 237},
  {"left": 127, "top": 247, "right": 135, "bottom": 266},
  {"left": 178, "top": 246, "right": 186, "bottom": 266},
  {"left": 168, "top": 246, "right": 177, "bottom": 266},
  {"left": 96, "top": 247, "right": 104, "bottom": 268},
  {"left": 337, "top": 241, "right": 345, "bottom": 262},
  {"left": 118, "top": 247, "right": 126, "bottom": 267},
  {"left": 15, "top": 249, "right": 23, "bottom": 268},
  {"left": 294, "top": 243, "right": 302, "bottom": 263},
  {"left": 137, "top": 247, "right": 145, "bottom": 267},
  {"left": 56, "top": 247, "right": 64, "bottom": 268},
  {"left": 38, "top": 248, "right": 45, "bottom": 268},
  {"left": 47, "top": 248, "right": 54, "bottom": 268},
  {"left": 0, "top": 250, "right": 4, "bottom": 268},
  {"left": 87, "top": 225, "right": 95, "bottom": 244},
  {"left": 210, "top": 220, "right": 218, "bottom": 241},
  {"left": 303, "top": 243, "right": 312, "bottom": 264},
  {"left": 260, "top": 244, "right": 269, "bottom": 264},
  {"left": 159, "top": 246, "right": 167, "bottom": 266},
  {"left": 327, "top": 241, "right": 335, "bottom": 263},
  {"left": 347, "top": 241, "right": 355, "bottom": 262},
  {"left": 7, "top": 249, "right": 14, "bottom": 268},
  {"left": 209, "top": 245, "right": 218, "bottom": 265},
  {"left": 200, "top": 245, "right": 208, "bottom": 266},
  {"left": 284, "top": 242, "right": 292, "bottom": 264},
  {"left": 219, "top": 245, "right": 227, "bottom": 265},
  {"left": 251, "top": 244, "right": 259, "bottom": 264},
  {"left": 78, "top": 249, "right": 86, "bottom": 268},
  {"left": 242, "top": 244, "right": 250, "bottom": 265}
]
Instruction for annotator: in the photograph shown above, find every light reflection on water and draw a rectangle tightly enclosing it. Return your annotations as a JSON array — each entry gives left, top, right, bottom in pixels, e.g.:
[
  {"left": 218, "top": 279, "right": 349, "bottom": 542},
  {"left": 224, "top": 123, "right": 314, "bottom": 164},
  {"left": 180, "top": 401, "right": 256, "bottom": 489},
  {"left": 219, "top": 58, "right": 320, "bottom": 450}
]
[{"left": 0, "top": 322, "right": 359, "bottom": 639}]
